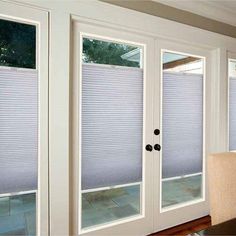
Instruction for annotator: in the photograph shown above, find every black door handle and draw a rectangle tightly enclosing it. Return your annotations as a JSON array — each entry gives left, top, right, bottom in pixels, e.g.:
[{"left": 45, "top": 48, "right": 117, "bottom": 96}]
[
  {"left": 154, "top": 144, "right": 161, "bottom": 151},
  {"left": 145, "top": 144, "right": 153, "bottom": 152}
]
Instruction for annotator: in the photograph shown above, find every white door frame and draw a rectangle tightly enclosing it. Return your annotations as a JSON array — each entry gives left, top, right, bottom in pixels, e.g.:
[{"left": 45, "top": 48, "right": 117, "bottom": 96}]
[
  {"left": 71, "top": 21, "right": 155, "bottom": 236},
  {"left": 0, "top": 1, "right": 49, "bottom": 235}
]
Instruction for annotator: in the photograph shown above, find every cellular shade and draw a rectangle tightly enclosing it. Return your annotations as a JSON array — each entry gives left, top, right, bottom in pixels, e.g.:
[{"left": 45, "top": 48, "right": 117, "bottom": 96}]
[
  {"left": 0, "top": 68, "right": 38, "bottom": 194},
  {"left": 162, "top": 72, "right": 203, "bottom": 179},
  {"left": 82, "top": 64, "right": 143, "bottom": 190},
  {"left": 229, "top": 77, "right": 236, "bottom": 150}
]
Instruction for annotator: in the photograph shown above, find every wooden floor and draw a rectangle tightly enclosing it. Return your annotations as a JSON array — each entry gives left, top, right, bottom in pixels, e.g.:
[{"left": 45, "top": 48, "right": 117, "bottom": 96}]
[{"left": 151, "top": 216, "right": 211, "bottom": 235}]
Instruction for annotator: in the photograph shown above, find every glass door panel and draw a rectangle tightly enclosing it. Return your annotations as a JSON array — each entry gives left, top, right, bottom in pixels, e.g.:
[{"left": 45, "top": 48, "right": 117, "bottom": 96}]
[
  {"left": 0, "top": 19, "right": 38, "bottom": 235},
  {"left": 229, "top": 59, "right": 236, "bottom": 151},
  {"left": 80, "top": 37, "right": 144, "bottom": 230},
  {"left": 161, "top": 51, "right": 204, "bottom": 210}
]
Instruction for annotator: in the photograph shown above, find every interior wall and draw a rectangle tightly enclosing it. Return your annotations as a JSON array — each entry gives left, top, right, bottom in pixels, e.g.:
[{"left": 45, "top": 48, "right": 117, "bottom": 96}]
[{"left": 101, "top": 0, "right": 236, "bottom": 38}]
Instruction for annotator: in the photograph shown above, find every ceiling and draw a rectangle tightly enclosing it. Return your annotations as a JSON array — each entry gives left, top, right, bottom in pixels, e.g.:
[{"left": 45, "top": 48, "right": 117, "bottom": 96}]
[
  {"left": 214, "top": 0, "right": 236, "bottom": 11},
  {"left": 153, "top": 0, "right": 236, "bottom": 26}
]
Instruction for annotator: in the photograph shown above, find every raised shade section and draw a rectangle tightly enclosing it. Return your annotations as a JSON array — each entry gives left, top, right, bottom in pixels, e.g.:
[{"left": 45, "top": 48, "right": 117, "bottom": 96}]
[
  {"left": 82, "top": 64, "right": 143, "bottom": 190},
  {"left": 229, "top": 77, "right": 236, "bottom": 150},
  {"left": 162, "top": 72, "right": 203, "bottom": 179},
  {"left": 0, "top": 68, "right": 37, "bottom": 194}
]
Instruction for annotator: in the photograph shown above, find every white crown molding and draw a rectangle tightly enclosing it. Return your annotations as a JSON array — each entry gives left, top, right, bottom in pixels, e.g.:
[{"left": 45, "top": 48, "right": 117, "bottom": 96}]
[{"left": 153, "top": 0, "right": 236, "bottom": 27}]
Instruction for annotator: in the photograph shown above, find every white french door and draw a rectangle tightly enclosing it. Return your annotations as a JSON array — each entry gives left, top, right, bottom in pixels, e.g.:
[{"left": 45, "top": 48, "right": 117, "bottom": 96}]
[
  {"left": 153, "top": 40, "right": 210, "bottom": 231},
  {"left": 72, "top": 22, "right": 210, "bottom": 235},
  {"left": 72, "top": 22, "right": 155, "bottom": 236},
  {"left": 0, "top": 1, "right": 48, "bottom": 236}
]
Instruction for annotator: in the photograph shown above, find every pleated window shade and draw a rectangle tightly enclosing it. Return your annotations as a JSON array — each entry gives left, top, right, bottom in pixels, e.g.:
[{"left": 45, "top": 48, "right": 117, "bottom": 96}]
[
  {"left": 162, "top": 72, "right": 203, "bottom": 179},
  {"left": 81, "top": 64, "right": 143, "bottom": 190},
  {"left": 229, "top": 77, "right": 236, "bottom": 150},
  {"left": 0, "top": 68, "right": 38, "bottom": 194}
]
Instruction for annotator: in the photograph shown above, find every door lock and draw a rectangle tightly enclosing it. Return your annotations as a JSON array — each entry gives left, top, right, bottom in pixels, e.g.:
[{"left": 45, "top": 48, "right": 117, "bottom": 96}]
[
  {"left": 145, "top": 144, "right": 153, "bottom": 152},
  {"left": 154, "top": 129, "right": 160, "bottom": 135}
]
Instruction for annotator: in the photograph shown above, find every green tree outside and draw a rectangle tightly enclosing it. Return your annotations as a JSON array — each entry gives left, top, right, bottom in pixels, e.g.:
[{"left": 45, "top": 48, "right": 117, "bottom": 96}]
[
  {"left": 0, "top": 20, "right": 139, "bottom": 69},
  {"left": 83, "top": 38, "right": 139, "bottom": 67},
  {"left": 0, "top": 19, "right": 36, "bottom": 69}
]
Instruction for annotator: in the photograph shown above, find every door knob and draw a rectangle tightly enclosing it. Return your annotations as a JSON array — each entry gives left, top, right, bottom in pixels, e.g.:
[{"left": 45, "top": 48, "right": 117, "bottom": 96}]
[
  {"left": 154, "top": 129, "right": 160, "bottom": 135},
  {"left": 145, "top": 144, "right": 153, "bottom": 152},
  {"left": 154, "top": 144, "right": 161, "bottom": 151}
]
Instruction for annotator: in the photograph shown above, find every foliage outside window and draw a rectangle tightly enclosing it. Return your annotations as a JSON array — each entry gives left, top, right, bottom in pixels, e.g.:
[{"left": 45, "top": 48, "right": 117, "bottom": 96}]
[
  {"left": 83, "top": 38, "right": 140, "bottom": 68},
  {"left": 0, "top": 19, "right": 36, "bottom": 69}
]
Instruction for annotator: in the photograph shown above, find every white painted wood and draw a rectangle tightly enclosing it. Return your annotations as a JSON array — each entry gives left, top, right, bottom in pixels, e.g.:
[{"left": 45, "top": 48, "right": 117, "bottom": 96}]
[
  {"left": 218, "top": 49, "right": 228, "bottom": 152},
  {"left": 0, "top": 1, "right": 49, "bottom": 235},
  {"left": 153, "top": 40, "right": 211, "bottom": 231},
  {"left": 72, "top": 21, "right": 155, "bottom": 236},
  {"left": 49, "top": 10, "right": 70, "bottom": 236}
]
